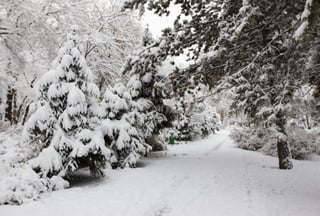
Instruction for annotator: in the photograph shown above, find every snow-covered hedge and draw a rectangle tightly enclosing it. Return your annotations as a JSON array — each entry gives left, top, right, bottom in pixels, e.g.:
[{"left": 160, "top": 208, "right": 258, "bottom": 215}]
[{"left": 231, "top": 126, "right": 319, "bottom": 159}]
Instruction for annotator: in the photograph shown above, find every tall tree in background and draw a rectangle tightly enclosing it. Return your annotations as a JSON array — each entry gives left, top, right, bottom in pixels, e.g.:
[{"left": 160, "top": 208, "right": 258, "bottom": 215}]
[
  {"left": 0, "top": 0, "right": 62, "bottom": 126},
  {"left": 124, "top": 0, "right": 320, "bottom": 169},
  {"left": 0, "top": 0, "right": 142, "bottom": 127},
  {"left": 299, "top": 0, "right": 320, "bottom": 125},
  {"left": 35, "top": 0, "right": 143, "bottom": 93}
]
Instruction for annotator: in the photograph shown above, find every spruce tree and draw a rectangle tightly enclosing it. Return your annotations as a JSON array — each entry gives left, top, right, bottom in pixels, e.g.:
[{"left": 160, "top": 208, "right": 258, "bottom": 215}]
[
  {"left": 24, "top": 27, "right": 110, "bottom": 178},
  {"left": 122, "top": 28, "right": 175, "bottom": 151},
  {"left": 101, "top": 82, "right": 149, "bottom": 168}
]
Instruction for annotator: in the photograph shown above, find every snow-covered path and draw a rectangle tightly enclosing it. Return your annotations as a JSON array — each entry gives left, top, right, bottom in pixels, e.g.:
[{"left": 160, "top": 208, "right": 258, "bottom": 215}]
[{"left": 1, "top": 130, "right": 320, "bottom": 216}]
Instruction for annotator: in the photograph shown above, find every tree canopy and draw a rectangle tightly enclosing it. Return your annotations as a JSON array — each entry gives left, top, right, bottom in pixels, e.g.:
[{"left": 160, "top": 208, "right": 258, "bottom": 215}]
[{"left": 124, "top": 0, "right": 320, "bottom": 169}]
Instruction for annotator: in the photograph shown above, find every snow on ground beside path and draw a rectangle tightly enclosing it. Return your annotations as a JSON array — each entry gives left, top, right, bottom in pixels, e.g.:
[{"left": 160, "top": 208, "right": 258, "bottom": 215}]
[
  {"left": 0, "top": 126, "right": 26, "bottom": 179},
  {"left": 1, "top": 130, "right": 320, "bottom": 216}
]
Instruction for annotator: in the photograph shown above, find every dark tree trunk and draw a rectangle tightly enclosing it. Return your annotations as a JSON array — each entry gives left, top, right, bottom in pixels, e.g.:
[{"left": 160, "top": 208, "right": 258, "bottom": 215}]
[
  {"left": 5, "top": 87, "right": 13, "bottom": 124},
  {"left": 12, "top": 88, "right": 18, "bottom": 124},
  {"left": 22, "top": 103, "right": 30, "bottom": 126},
  {"left": 146, "top": 135, "right": 166, "bottom": 152},
  {"left": 275, "top": 110, "right": 293, "bottom": 169},
  {"left": 5, "top": 87, "right": 18, "bottom": 125},
  {"left": 16, "top": 96, "right": 28, "bottom": 124},
  {"left": 0, "top": 97, "right": 2, "bottom": 120},
  {"left": 277, "top": 138, "right": 293, "bottom": 169},
  {"left": 305, "top": 115, "right": 311, "bottom": 129}
]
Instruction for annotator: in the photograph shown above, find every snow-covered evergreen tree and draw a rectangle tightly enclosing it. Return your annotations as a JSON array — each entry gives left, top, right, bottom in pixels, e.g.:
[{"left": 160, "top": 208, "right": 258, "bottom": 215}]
[
  {"left": 24, "top": 27, "right": 110, "bottom": 179},
  {"left": 174, "top": 99, "right": 192, "bottom": 141},
  {"left": 173, "top": 82, "right": 221, "bottom": 141},
  {"left": 122, "top": 28, "right": 175, "bottom": 151},
  {"left": 100, "top": 82, "right": 149, "bottom": 168}
]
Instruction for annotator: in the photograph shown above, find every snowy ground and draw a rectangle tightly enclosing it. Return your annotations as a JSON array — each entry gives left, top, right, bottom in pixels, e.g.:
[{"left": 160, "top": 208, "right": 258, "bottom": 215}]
[
  {"left": 1, "top": 130, "right": 320, "bottom": 216},
  {"left": 0, "top": 126, "right": 26, "bottom": 179}
]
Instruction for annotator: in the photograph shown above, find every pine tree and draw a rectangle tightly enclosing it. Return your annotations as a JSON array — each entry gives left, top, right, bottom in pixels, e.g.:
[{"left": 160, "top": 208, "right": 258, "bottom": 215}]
[
  {"left": 122, "top": 28, "right": 175, "bottom": 151},
  {"left": 142, "top": 25, "right": 154, "bottom": 47},
  {"left": 24, "top": 27, "right": 110, "bottom": 179},
  {"left": 101, "top": 82, "right": 149, "bottom": 168}
]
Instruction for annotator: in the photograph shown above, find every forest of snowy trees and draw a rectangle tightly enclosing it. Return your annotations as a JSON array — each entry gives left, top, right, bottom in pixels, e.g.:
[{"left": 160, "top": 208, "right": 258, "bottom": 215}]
[{"left": 1, "top": 0, "right": 320, "bottom": 206}]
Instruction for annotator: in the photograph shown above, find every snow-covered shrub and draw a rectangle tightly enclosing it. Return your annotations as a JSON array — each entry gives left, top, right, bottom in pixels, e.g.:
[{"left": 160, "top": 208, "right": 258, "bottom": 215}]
[
  {"left": 0, "top": 126, "right": 48, "bottom": 205},
  {"left": 0, "top": 126, "right": 28, "bottom": 166},
  {"left": 230, "top": 127, "right": 273, "bottom": 151},
  {"left": 0, "top": 166, "right": 47, "bottom": 205},
  {"left": 231, "top": 125, "right": 319, "bottom": 159},
  {"left": 24, "top": 27, "right": 110, "bottom": 179},
  {"left": 0, "top": 165, "right": 69, "bottom": 205},
  {"left": 286, "top": 126, "right": 318, "bottom": 159}
]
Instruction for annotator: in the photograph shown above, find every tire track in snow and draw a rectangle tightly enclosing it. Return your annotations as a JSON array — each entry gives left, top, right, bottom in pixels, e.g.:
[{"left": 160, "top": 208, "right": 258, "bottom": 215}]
[
  {"left": 242, "top": 151, "right": 254, "bottom": 216},
  {"left": 203, "top": 136, "right": 229, "bottom": 157}
]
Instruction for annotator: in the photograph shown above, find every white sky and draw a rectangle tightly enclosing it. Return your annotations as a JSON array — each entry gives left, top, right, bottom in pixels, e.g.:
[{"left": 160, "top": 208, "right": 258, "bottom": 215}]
[
  {"left": 140, "top": 5, "right": 190, "bottom": 69},
  {"left": 141, "top": 5, "right": 180, "bottom": 38}
]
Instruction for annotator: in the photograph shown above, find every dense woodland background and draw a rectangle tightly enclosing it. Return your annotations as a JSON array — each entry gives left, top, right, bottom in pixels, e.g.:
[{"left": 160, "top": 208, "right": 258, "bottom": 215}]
[{"left": 1, "top": 0, "right": 320, "bottom": 205}]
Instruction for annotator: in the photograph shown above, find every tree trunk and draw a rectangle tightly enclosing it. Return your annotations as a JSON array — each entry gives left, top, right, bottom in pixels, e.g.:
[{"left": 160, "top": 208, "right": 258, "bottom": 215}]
[
  {"left": 0, "top": 97, "right": 2, "bottom": 120},
  {"left": 5, "top": 87, "right": 13, "bottom": 124},
  {"left": 22, "top": 103, "right": 31, "bottom": 125},
  {"left": 12, "top": 88, "right": 18, "bottom": 124},
  {"left": 4, "top": 87, "right": 18, "bottom": 125},
  {"left": 277, "top": 138, "right": 293, "bottom": 169},
  {"left": 305, "top": 114, "right": 311, "bottom": 129},
  {"left": 275, "top": 110, "right": 293, "bottom": 169},
  {"left": 15, "top": 96, "right": 28, "bottom": 124}
]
